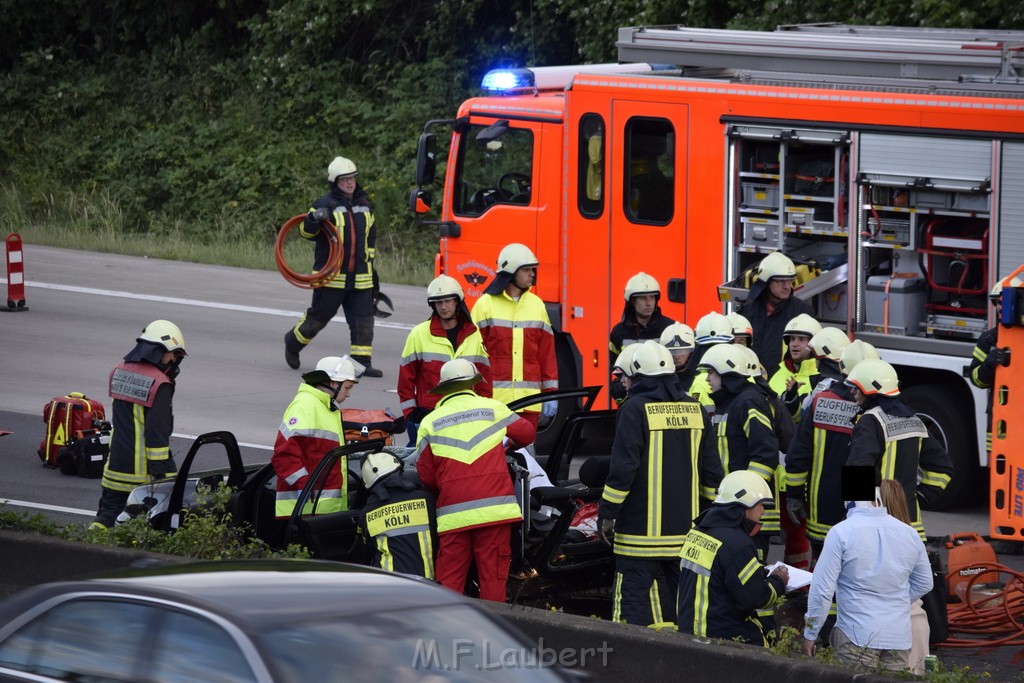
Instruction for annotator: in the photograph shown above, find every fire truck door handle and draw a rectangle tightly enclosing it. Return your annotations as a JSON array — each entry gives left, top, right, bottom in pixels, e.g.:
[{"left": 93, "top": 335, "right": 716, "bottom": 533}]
[{"left": 667, "top": 278, "right": 686, "bottom": 304}]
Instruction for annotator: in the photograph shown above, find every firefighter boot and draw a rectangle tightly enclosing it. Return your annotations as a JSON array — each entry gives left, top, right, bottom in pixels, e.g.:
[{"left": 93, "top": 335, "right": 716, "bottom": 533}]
[
  {"left": 285, "top": 317, "right": 325, "bottom": 370},
  {"left": 353, "top": 355, "right": 383, "bottom": 378}
]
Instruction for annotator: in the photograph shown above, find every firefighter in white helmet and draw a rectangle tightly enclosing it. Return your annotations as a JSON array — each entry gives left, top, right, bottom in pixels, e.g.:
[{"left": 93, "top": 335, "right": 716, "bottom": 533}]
[
  {"left": 688, "top": 311, "right": 735, "bottom": 410},
  {"left": 609, "top": 272, "right": 677, "bottom": 401},
  {"left": 677, "top": 469, "right": 789, "bottom": 645},
  {"left": 609, "top": 342, "right": 645, "bottom": 405},
  {"left": 970, "top": 274, "right": 1023, "bottom": 555},
  {"left": 397, "top": 274, "right": 492, "bottom": 444},
  {"left": 727, "top": 311, "right": 753, "bottom": 348},
  {"left": 598, "top": 341, "right": 722, "bottom": 627},
  {"left": 768, "top": 313, "right": 823, "bottom": 419},
  {"left": 787, "top": 339, "right": 877, "bottom": 557},
  {"left": 660, "top": 322, "right": 697, "bottom": 392},
  {"left": 845, "top": 360, "right": 953, "bottom": 540},
  {"left": 361, "top": 450, "right": 437, "bottom": 578},
  {"left": 471, "top": 243, "right": 557, "bottom": 429},
  {"left": 271, "top": 355, "right": 363, "bottom": 520},
  {"left": 284, "top": 156, "right": 384, "bottom": 377},
  {"left": 738, "top": 252, "right": 814, "bottom": 373},
  {"left": 92, "top": 320, "right": 187, "bottom": 529}
]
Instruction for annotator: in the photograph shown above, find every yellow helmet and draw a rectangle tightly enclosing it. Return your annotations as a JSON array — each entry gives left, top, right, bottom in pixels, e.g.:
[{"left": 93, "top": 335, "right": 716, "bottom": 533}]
[
  {"left": 755, "top": 252, "right": 797, "bottom": 282},
  {"left": 624, "top": 272, "right": 660, "bottom": 300},
  {"left": 809, "top": 327, "right": 851, "bottom": 361},
  {"left": 715, "top": 470, "right": 774, "bottom": 508},
  {"left": 138, "top": 320, "right": 186, "bottom": 354},
  {"left": 660, "top": 323, "right": 695, "bottom": 350},
  {"left": 327, "top": 156, "right": 358, "bottom": 182},
  {"left": 694, "top": 311, "right": 735, "bottom": 345},
  {"left": 838, "top": 339, "right": 881, "bottom": 376},
  {"left": 845, "top": 359, "right": 900, "bottom": 396},
  {"left": 496, "top": 243, "right": 538, "bottom": 274},
  {"left": 427, "top": 274, "right": 464, "bottom": 302}
]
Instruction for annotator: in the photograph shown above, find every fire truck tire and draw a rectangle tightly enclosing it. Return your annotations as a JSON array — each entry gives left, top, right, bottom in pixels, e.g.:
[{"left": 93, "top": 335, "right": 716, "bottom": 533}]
[
  {"left": 533, "top": 338, "right": 579, "bottom": 457},
  {"left": 900, "top": 383, "right": 979, "bottom": 511}
]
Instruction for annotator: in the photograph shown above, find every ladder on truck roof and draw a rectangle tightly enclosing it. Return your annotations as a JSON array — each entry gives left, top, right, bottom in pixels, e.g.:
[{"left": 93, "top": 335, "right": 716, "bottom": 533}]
[{"left": 616, "top": 24, "right": 1024, "bottom": 86}]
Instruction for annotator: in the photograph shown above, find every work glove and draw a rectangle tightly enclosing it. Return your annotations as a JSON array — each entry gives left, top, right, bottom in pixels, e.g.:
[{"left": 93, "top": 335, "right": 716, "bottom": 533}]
[
  {"left": 983, "top": 347, "right": 1009, "bottom": 368},
  {"left": 540, "top": 398, "right": 558, "bottom": 419},
  {"left": 310, "top": 207, "right": 330, "bottom": 222},
  {"left": 598, "top": 517, "right": 615, "bottom": 546},
  {"left": 148, "top": 457, "right": 177, "bottom": 479},
  {"left": 786, "top": 496, "right": 806, "bottom": 526}
]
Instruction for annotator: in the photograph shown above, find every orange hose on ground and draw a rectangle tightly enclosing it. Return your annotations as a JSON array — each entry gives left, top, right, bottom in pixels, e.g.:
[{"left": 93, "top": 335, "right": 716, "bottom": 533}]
[
  {"left": 937, "top": 562, "right": 1024, "bottom": 647},
  {"left": 274, "top": 214, "right": 341, "bottom": 289}
]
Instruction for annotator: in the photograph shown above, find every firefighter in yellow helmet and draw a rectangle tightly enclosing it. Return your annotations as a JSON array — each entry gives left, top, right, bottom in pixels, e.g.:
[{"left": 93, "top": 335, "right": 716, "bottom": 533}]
[
  {"left": 92, "top": 320, "right": 187, "bottom": 529},
  {"left": 272, "top": 355, "right": 363, "bottom": 520},
  {"left": 471, "top": 243, "right": 558, "bottom": 430},
  {"left": 845, "top": 360, "right": 954, "bottom": 540},
  {"left": 738, "top": 252, "right": 814, "bottom": 372},
  {"left": 285, "top": 156, "right": 384, "bottom": 377},
  {"left": 599, "top": 341, "right": 722, "bottom": 628},
  {"left": 677, "top": 470, "right": 789, "bottom": 645}
]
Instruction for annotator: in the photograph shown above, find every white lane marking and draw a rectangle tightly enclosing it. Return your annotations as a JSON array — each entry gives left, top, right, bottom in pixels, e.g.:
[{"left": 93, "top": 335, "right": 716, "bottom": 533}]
[
  {"left": 1, "top": 499, "right": 94, "bottom": 517},
  {"left": 1, "top": 280, "right": 415, "bottom": 331}
]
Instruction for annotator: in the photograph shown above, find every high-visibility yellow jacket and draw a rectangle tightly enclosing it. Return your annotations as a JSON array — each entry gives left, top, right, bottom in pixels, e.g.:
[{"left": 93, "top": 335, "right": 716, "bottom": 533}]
[
  {"left": 272, "top": 384, "right": 347, "bottom": 519},
  {"left": 471, "top": 289, "right": 558, "bottom": 410},
  {"left": 414, "top": 391, "right": 534, "bottom": 534}
]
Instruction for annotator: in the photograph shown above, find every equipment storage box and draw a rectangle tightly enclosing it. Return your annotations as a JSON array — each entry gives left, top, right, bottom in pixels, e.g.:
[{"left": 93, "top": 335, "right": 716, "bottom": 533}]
[
  {"left": 952, "top": 192, "right": 989, "bottom": 211},
  {"left": 740, "top": 217, "right": 780, "bottom": 247},
  {"left": 865, "top": 275, "right": 927, "bottom": 335},
  {"left": 741, "top": 182, "right": 779, "bottom": 208},
  {"left": 910, "top": 190, "right": 952, "bottom": 209}
]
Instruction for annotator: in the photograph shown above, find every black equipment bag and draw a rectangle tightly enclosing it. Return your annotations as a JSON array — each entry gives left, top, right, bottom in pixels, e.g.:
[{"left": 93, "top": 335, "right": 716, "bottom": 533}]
[
  {"left": 57, "top": 427, "right": 110, "bottom": 479},
  {"left": 922, "top": 549, "right": 950, "bottom": 644}
]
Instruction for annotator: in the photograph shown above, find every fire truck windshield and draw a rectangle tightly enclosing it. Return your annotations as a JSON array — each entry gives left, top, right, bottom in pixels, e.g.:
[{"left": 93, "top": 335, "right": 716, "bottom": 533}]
[{"left": 453, "top": 124, "right": 534, "bottom": 216}]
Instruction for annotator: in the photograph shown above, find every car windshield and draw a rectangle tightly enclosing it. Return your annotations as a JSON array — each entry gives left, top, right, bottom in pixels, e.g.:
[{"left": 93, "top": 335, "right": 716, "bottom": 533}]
[{"left": 258, "top": 603, "right": 566, "bottom": 682}]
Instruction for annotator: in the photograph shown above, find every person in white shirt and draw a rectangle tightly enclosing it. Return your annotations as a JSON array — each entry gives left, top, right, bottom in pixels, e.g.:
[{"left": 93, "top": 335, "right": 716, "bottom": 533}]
[{"left": 802, "top": 467, "right": 933, "bottom": 673}]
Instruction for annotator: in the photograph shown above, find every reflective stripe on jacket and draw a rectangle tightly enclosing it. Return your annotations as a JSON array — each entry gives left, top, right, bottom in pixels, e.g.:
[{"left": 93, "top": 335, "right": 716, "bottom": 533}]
[
  {"left": 397, "top": 315, "right": 491, "bottom": 417},
  {"left": 272, "top": 384, "right": 347, "bottom": 519},
  {"left": 302, "top": 185, "right": 375, "bottom": 290},
  {"left": 414, "top": 391, "right": 533, "bottom": 533},
  {"left": 471, "top": 289, "right": 558, "bottom": 408}
]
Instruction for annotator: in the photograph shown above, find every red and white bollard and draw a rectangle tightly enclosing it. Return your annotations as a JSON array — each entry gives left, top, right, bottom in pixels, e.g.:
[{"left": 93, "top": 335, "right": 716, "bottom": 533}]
[{"left": 4, "top": 233, "right": 28, "bottom": 312}]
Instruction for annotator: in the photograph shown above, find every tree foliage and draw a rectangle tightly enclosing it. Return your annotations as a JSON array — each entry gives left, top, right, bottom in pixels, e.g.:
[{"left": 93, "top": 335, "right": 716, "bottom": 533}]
[{"left": 1, "top": 0, "right": 1021, "bottom": 277}]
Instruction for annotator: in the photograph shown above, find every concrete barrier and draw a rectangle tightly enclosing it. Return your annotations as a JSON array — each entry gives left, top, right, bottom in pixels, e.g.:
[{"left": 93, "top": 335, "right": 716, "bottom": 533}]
[{"left": 0, "top": 531, "right": 892, "bottom": 682}]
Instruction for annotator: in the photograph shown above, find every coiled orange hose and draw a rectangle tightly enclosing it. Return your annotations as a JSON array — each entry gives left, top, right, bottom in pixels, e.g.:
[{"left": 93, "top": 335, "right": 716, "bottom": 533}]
[
  {"left": 274, "top": 214, "right": 342, "bottom": 289},
  {"left": 939, "top": 562, "right": 1024, "bottom": 647}
]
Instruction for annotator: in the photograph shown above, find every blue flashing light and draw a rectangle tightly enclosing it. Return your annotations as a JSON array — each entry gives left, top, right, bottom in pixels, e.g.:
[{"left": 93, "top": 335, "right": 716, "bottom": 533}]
[{"left": 481, "top": 68, "right": 534, "bottom": 92}]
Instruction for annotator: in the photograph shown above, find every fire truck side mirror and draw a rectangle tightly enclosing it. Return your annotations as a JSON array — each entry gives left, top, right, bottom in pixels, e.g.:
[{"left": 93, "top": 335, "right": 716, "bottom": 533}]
[
  {"left": 416, "top": 133, "right": 437, "bottom": 186},
  {"left": 409, "top": 188, "right": 432, "bottom": 215}
]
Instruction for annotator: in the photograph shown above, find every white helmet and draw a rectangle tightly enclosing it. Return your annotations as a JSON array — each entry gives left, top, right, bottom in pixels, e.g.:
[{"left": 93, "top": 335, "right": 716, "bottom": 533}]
[
  {"left": 624, "top": 272, "right": 660, "bottom": 301},
  {"left": 783, "top": 313, "right": 822, "bottom": 340},
  {"left": 715, "top": 470, "right": 774, "bottom": 508},
  {"left": 810, "top": 327, "right": 851, "bottom": 361},
  {"left": 431, "top": 358, "right": 483, "bottom": 395},
  {"left": 327, "top": 156, "right": 358, "bottom": 182},
  {"left": 660, "top": 323, "right": 695, "bottom": 351},
  {"left": 613, "top": 342, "right": 645, "bottom": 377},
  {"left": 698, "top": 344, "right": 749, "bottom": 376},
  {"left": 427, "top": 274, "right": 464, "bottom": 303},
  {"left": 846, "top": 359, "right": 900, "bottom": 397},
  {"left": 755, "top": 252, "right": 797, "bottom": 282},
  {"left": 726, "top": 312, "right": 753, "bottom": 339},
  {"left": 694, "top": 311, "right": 735, "bottom": 345},
  {"left": 838, "top": 339, "right": 881, "bottom": 376},
  {"left": 735, "top": 345, "right": 764, "bottom": 378},
  {"left": 138, "top": 320, "right": 186, "bottom": 354},
  {"left": 496, "top": 243, "right": 538, "bottom": 274},
  {"left": 316, "top": 355, "right": 363, "bottom": 382},
  {"left": 361, "top": 451, "right": 403, "bottom": 490},
  {"left": 629, "top": 341, "right": 675, "bottom": 377}
]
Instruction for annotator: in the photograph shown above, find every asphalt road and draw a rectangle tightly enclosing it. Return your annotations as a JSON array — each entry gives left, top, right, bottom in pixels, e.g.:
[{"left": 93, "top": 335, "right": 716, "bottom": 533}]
[{"left": 2, "top": 245, "right": 1023, "bottom": 675}]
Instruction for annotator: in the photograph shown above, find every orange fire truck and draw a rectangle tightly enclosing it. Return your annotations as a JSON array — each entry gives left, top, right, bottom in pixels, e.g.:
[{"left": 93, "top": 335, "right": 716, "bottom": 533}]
[{"left": 411, "top": 24, "right": 1024, "bottom": 510}]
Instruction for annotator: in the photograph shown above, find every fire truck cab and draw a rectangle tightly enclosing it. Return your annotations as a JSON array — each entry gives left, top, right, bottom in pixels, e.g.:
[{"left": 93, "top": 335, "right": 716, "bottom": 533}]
[{"left": 412, "top": 24, "right": 1024, "bottom": 509}]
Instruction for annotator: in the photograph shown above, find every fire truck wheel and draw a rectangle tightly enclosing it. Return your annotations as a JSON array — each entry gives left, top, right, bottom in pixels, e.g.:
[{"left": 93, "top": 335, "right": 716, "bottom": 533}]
[{"left": 900, "top": 383, "right": 979, "bottom": 511}]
